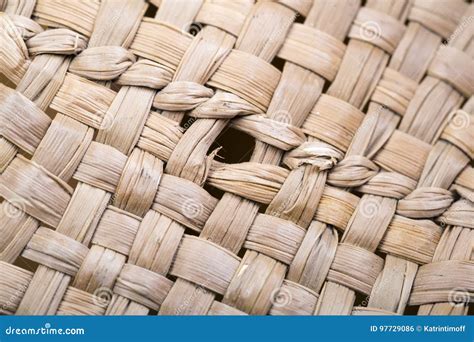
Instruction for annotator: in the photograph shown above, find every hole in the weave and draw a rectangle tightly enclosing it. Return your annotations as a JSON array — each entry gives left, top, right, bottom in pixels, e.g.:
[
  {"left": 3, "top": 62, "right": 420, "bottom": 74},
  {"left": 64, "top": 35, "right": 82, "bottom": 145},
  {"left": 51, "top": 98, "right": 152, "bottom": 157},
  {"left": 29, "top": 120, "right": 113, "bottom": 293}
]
[
  {"left": 167, "top": 274, "right": 178, "bottom": 283},
  {"left": 92, "top": 127, "right": 100, "bottom": 142},
  {"left": 374, "top": 249, "right": 385, "bottom": 260},
  {"left": 360, "top": 101, "right": 370, "bottom": 115},
  {"left": 342, "top": 35, "right": 351, "bottom": 46},
  {"left": 354, "top": 293, "right": 421, "bottom": 315},
  {"left": 110, "top": 82, "right": 122, "bottom": 93},
  {"left": 204, "top": 183, "right": 224, "bottom": 200},
  {"left": 258, "top": 203, "right": 268, "bottom": 213},
  {"left": 210, "top": 127, "right": 255, "bottom": 164},
  {"left": 214, "top": 293, "right": 224, "bottom": 302},
  {"left": 333, "top": 225, "right": 345, "bottom": 235},
  {"left": 271, "top": 56, "right": 286, "bottom": 72},
  {"left": 236, "top": 246, "right": 246, "bottom": 259},
  {"left": 181, "top": 114, "right": 197, "bottom": 132},
  {"left": 67, "top": 178, "right": 78, "bottom": 193},
  {"left": 45, "top": 107, "right": 58, "bottom": 121},
  {"left": 352, "top": 189, "right": 366, "bottom": 200},
  {"left": 148, "top": 309, "right": 158, "bottom": 315},
  {"left": 144, "top": 4, "right": 157, "bottom": 18},
  {"left": 404, "top": 305, "right": 419, "bottom": 315},
  {"left": 321, "top": 78, "right": 332, "bottom": 94},
  {"left": 12, "top": 144, "right": 31, "bottom": 160},
  {"left": 184, "top": 227, "right": 200, "bottom": 238},
  {"left": 0, "top": 75, "right": 15, "bottom": 88},
  {"left": 354, "top": 292, "right": 370, "bottom": 308},
  {"left": 14, "top": 256, "right": 38, "bottom": 273},
  {"left": 294, "top": 13, "right": 305, "bottom": 24}
]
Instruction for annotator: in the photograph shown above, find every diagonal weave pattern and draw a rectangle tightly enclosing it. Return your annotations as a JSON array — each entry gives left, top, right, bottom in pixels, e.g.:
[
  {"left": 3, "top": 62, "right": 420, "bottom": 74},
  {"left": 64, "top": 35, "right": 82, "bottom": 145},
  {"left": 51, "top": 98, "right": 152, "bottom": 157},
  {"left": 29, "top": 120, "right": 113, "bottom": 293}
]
[{"left": 0, "top": 0, "right": 473, "bottom": 316}]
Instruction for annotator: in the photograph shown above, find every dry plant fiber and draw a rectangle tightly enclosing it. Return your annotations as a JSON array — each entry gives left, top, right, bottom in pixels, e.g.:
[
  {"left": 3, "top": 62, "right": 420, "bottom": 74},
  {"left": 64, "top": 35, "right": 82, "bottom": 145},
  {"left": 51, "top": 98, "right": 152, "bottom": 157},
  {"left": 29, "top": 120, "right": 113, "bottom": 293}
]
[{"left": 0, "top": 0, "right": 473, "bottom": 317}]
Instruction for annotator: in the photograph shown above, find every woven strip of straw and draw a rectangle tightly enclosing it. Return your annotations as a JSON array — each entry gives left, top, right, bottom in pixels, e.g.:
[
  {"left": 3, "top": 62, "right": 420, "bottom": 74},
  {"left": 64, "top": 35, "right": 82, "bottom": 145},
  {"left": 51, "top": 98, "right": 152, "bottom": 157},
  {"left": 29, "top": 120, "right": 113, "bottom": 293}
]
[{"left": 0, "top": 0, "right": 472, "bottom": 316}]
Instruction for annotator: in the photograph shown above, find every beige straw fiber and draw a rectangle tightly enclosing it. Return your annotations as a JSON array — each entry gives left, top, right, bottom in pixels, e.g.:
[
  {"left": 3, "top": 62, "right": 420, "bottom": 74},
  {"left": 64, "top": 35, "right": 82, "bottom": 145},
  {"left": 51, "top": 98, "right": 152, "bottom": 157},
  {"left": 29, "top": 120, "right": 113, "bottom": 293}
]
[{"left": 0, "top": 0, "right": 473, "bottom": 316}]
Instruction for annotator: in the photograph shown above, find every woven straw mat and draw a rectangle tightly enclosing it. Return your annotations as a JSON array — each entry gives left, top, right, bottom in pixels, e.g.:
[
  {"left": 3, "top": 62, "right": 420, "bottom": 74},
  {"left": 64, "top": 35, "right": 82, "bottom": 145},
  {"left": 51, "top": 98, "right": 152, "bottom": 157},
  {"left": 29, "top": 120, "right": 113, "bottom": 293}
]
[{"left": 0, "top": 0, "right": 473, "bottom": 316}]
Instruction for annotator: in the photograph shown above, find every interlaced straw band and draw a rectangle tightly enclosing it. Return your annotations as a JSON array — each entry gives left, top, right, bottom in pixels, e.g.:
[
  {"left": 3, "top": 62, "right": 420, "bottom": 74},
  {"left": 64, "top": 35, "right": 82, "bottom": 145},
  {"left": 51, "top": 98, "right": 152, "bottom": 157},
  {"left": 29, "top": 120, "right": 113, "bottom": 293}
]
[{"left": 0, "top": 0, "right": 472, "bottom": 316}]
